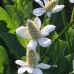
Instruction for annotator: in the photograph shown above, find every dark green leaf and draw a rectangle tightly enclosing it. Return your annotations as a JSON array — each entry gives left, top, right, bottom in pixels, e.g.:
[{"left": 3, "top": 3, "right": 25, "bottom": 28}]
[
  {"left": 0, "top": 32, "right": 25, "bottom": 59},
  {"left": 0, "top": 46, "right": 11, "bottom": 74}
]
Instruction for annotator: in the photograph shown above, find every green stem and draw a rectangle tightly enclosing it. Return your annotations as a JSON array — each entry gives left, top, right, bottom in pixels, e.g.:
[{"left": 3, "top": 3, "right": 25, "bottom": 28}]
[
  {"left": 37, "top": 44, "right": 40, "bottom": 56},
  {"left": 70, "top": 7, "right": 74, "bottom": 23},
  {"left": 42, "top": 13, "right": 47, "bottom": 27},
  {"left": 40, "top": 20, "right": 74, "bottom": 62},
  {"left": 60, "top": 0, "right": 70, "bottom": 54}
]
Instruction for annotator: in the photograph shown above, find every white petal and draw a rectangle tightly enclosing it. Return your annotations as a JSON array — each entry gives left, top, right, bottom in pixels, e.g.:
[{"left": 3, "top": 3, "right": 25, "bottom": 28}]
[
  {"left": 69, "top": 0, "right": 74, "bottom": 3},
  {"left": 26, "top": 67, "right": 34, "bottom": 73},
  {"left": 18, "top": 67, "right": 27, "bottom": 74},
  {"left": 52, "top": 5, "right": 64, "bottom": 13},
  {"left": 43, "top": 0, "right": 49, "bottom": 4},
  {"left": 41, "top": 25, "right": 56, "bottom": 36},
  {"left": 15, "top": 60, "right": 26, "bottom": 66},
  {"left": 33, "top": 8, "right": 45, "bottom": 16},
  {"left": 35, "top": 0, "right": 44, "bottom": 7},
  {"left": 16, "top": 26, "right": 31, "bottom": 39},
  {"left": 38, "top": 37, "right": 51, "bottom": 47},
  {"left": 34, "top": 17, "right": 41, "bottom": 29},
  {"left": 37, "top": 63, "right": 50, "bottom": 69},
  {"left": 33, "top": 68, "right": 43, "bottom": 74},
  {"left": 47, "top": 12, "right": 51, "bottom": 17},
  {"left": 27, "top": 40, "right": 37, "bottom": 50}
]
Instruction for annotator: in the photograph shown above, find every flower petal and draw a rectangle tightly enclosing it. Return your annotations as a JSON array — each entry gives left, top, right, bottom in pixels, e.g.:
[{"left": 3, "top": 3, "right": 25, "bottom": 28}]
[
  {"left": 34, "top": 17, "right": 41, "bottom": 29},
  {"left": 35, "top": 0, "right": 44, "bottom": 7},
  {"left": 16, "top": 26, "right": 31, "bottom": 39},
  {"left": 33, "top": 68, "right": 43, "bottom": 74},
  {"left": 41, "top": 25, "right": 56, "bottom": 36},
  {"left": 69, "top": 0, "right": 74, "bottom": 3},
  {"left": 33, "top": 8, "right": 45, "bottom": 16},
  {"left": 15, "top": 60, "right": 26, "bottom": 66},
  {"left": 27, "top": 40, "right": 37, "bottom": 50},
  {"left": 37, "top": 63, "right": 50, "bottom": 69},
  {"left": 47, "top": 12, "right": 51, "bottom": 17},
  {"left": 52, "top": 5, "right": 64, "bottom": 13},
  {"left": 43, "top": 0, "right": 49, "bottom": 4},
  {"left": 26, "top": 67, "right": 34, "bottom": 73},
  {"left": 38, "top": 37, "right": 51, "bottom": 47},
  {"left": 18, "top": 67, "right": 27, "bottom": 74}
]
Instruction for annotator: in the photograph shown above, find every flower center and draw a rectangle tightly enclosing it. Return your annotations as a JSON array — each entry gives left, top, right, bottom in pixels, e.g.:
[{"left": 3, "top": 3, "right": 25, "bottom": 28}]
[
  {"left": 44, "top": 0, "right": 57, "bottom": 12},
  {"left": 26, "top": 49, "right": 39, "bottom": 67},
  {"left": 26, "top": 20, "right": 41, "bottom": 40}
]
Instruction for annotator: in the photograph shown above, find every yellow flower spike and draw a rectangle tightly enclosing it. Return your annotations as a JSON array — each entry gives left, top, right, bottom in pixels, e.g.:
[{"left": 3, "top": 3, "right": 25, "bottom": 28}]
[
  {"left": 44, "top": 0, "right": 57, "bottom": 12},
  {"left": 26, "top": 20, "right": 41, "bottom": 40},
  {"left": 15, "top": 49, "right": 50, "bottom": 74},
  {"left": 26, "top": 49, "right": 39, "bottom": 67}
]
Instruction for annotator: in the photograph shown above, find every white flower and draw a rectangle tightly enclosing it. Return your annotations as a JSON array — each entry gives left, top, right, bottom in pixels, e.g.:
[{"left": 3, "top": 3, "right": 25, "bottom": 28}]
[
  {"left": 16, "top": 17, "right": 56, "bottom": 50},
  {"left": 33, "top": 0, "right": 64, "bottom": 17},
  {"left": 15, "top": 60, "right": 50, "bottom": 74},
  {"left": 69, "top": 0, "right": 74, "bottom": 3}
]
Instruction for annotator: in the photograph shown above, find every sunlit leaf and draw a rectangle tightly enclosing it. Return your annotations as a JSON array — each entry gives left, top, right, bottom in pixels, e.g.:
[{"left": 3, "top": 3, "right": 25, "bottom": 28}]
[{"left": 0, "top": 7, "right": 16, "bottom": 33}]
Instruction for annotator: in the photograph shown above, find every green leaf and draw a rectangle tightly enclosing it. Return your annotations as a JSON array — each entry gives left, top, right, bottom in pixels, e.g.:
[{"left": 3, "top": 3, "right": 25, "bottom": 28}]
[
  {"left": 0, "top": 20, "right": 9, "bottom": 33},
  {"left": 0, "top": 7, "right": 16, "bottom": 33},
  {"left": 5, "top": 5, "right": 24, "bottom": 26},
  {"left": 21, "top": 56, "right": 26, "bottom": 61},
  {"left": 23, "top": 0, "right": 33, "bottom": 6},
  {"left": 46, "top": 32, "right": 67, "bottom": 63},
  {"left": 5, "top": 5, "right": 19, "bottom": 27},
  {"left": 0, "top": 46, "right": 11, "bottom": 74},
  {"left": 16, "top": 34, "right": 29, "bottom": 48},
  {"left": 65, "top": 53, "right": 74, "bottom": 73},
  {"left": 42, "top": 32, "right": 67, "bottom": 74},
  {"left": 0, "top": 32, "right": 25, "bottom": 59},
  {"left": 24, "top": 1, "right": 33, "bottom": 18},
  {"left": 68, "top": 29, "right": 74, "bottom": 53}
]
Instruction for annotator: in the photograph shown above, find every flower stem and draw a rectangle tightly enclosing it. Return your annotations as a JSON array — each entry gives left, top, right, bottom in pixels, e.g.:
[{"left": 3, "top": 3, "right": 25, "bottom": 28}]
[
  {"left": 37, "top": 44, "right": 40, "bottom": 56},
  {"left": 60, "top": 0, "right": 71, "bottom": 54},
  {"left": 42, "top": 13, "right": 47, "bottom": 27},
  {"left": 70, "top": 7, "right": 74, "bottom": 23},
  {"left": 40, "top": 20, "right": 74, "bottom": 62}
]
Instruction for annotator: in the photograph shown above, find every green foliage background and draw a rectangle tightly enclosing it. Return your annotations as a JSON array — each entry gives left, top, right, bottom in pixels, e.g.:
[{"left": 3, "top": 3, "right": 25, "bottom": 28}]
[{"left": 0, "top": 0, "right": 74, "bottom": 74}]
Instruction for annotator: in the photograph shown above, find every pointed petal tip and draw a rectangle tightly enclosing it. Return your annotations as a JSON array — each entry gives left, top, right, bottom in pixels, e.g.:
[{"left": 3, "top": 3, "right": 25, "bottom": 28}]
[
  {"left": 34, "top": 17, "right": 41, "bottom": 28},
  {"left": 37, "top": 63, "right": 50, "bottom": 69},
  {"left": 52, "top": 5, "right": 65, "bottom": 13},
  {"left": 38, "top": 37, "right": 52, "bottom": 47},
  {"left": 33, "top": 8, "right": 45, "bottom": 16},
  {"left": 15, "top": 60, "right": 26, "bottom": 66},
  {"left": 18, "top": 67, "right": 27, "bottom": 74},
  {"left": 33, "top": 68, "right": 43, "bottom": 74},
  {"left": 35, "top": 0, "right": 44, "bottom": 7},
  {"left": 41, "top": 25, "right": 56, "bottom": 36}
]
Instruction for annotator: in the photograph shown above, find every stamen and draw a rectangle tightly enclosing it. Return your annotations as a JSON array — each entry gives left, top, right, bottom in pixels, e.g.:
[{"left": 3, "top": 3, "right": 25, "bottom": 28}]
[
  {"left": 44, "top": 0, "right": 57, "bottom": 11},
  {"left": 26, "top": 20, "right": 41, "bottom": 40},
  {"left": 26, "top": 49, "right": 39, "bottom": 67}
]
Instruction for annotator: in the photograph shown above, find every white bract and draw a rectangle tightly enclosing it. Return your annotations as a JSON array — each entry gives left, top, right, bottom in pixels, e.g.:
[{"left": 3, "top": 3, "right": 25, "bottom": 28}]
[
  {"left": 16, "top": 17, "right": 56, "bottom": 50},
  {"left": 15, "top": 49, "right": 50, "bottom": 74},
  {"left": 69, "top": 0, "right": 74, "bottom": 3},
  {"left": 33, "top": 0, "right": 64, "bottom": 17},
  {"left": 15, "top": 60, "right": 50, "bottom": 74}
]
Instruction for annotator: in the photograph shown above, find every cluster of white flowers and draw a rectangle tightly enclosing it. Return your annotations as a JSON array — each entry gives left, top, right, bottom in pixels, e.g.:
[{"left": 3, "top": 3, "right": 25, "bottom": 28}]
[{"left": 15, "top": 0, "right": 64, "bottom": 74}]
